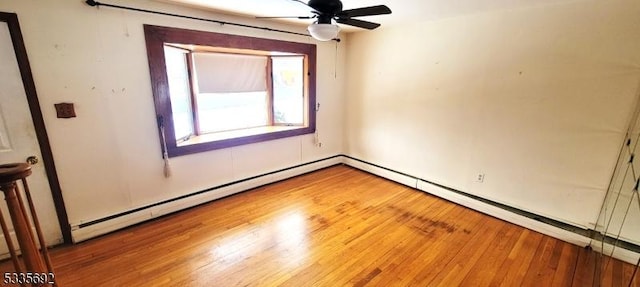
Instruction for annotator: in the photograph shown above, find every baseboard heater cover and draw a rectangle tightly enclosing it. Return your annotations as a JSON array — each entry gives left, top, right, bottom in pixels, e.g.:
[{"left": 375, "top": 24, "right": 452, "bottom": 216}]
[
  {"left": 341, "top": 155, "right": 640, "bottom": 265},
  {"left": 70, "top": 155, "right": 343, "bottom": 242},
  {"left": 68, "top": 153, "right": 640, "bottom": 265}
]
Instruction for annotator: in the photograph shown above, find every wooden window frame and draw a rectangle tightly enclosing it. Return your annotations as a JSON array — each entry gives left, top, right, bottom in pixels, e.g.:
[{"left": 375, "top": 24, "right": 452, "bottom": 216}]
[
  {"left": 269, "top": 55, "right": 307, "bottom": 127},
  {"left": 144, "top": 25, "right": 316, "bottom": 157}
]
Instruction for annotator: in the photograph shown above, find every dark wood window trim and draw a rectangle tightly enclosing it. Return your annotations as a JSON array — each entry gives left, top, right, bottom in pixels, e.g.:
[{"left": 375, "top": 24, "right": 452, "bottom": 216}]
[
  {"left": 266, "top": 56, "right": 274, "bottom": 127},
  {"left": 184, "top": 53, "right": 200, "bottom": 136},
  {"left": 144, "top": 25, "right": 317, "bottom": 157}
]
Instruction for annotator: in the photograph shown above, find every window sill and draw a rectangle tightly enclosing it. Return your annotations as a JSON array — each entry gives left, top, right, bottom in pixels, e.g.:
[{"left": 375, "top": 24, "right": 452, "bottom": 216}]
[
  {"left": 178, "top": 125, "right": 302, "bottom": 147},
  {"left": 168, "top": 125, "right": 314, "bottom": 157}
]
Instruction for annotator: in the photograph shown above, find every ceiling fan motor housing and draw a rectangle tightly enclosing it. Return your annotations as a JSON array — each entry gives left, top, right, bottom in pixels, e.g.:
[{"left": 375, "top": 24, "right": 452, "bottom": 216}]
[
  {"left": 275, "top": 0, "right": 391, "bottom": 30},
  {"left": 307, "top": 0, "right": 342, "bottom": 15}
]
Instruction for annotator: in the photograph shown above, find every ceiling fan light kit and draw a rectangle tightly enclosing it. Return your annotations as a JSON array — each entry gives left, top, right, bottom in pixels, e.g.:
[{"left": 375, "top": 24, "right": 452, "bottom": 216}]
[
  {"left": 86, "top": 0, "right": 390, "bottom": 43},
  {"left": 261, "top": 0, "right": 392, "bottom": 41},
  {"left": 307, "top": 22, "right": 340, "bottom": 41}
]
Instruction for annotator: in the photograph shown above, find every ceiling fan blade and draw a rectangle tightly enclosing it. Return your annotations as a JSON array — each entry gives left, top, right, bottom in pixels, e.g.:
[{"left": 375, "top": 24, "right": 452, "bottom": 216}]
[
  {"left": 256, "top": 16, "right": 315, "bottom": 19},
  {"left": 338, "top": 5, "right": 391, "bottom": 18},
  {"left": 336, "top": 18, "right": 381, "bottom": 30}
]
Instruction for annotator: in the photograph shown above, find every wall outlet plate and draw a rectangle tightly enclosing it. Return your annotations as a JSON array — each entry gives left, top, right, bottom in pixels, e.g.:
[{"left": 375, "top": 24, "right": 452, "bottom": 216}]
[
  {"left": 476, "top": 173, "right": 485, "bottom": 183},
  {"left": 54, "top": 102, "right": 76, "bottom": 118}
]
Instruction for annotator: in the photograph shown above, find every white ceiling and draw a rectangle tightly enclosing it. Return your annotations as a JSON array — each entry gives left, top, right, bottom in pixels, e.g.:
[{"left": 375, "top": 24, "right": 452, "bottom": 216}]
[{"left": 156, "top": 0, "right": 585, "bottom": 32}]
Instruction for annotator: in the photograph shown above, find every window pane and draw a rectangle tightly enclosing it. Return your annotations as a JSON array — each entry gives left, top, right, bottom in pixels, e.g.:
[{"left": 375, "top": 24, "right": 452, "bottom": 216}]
[
  {"left": 197, "top": 92, "right": 268, "bottom": 133},
  {"left": 192, "top": 52, "right": 267, "bottom": 93},
  {"left": 272, "top": 56, "right": 304, "bottom": 125},
  {"left": 164, "top": 46, "right": 194, "bottom": 141}
]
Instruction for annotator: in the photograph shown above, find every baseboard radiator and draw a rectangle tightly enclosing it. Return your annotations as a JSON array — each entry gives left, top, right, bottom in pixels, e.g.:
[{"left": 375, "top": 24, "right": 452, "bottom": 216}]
[{"left": 60, "top": 154, "right": 639, "bottom": 264}]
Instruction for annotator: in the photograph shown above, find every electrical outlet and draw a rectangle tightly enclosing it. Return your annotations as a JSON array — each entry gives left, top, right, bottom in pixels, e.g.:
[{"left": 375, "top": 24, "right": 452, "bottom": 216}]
[{"left": 476, "top": 173, "right": 485, "bottom": 183}]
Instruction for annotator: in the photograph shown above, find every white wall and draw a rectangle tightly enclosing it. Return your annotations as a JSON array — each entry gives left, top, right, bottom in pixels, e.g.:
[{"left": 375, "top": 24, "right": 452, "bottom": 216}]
[
  {"left": 345, "top": 0, "right": 640, "bottom": 229},
  {"left": 0, "top": 0, "right": 345, "bottom": 243},
  {"left": 3, "top": 0, "right": 640, "bottom": 248}
]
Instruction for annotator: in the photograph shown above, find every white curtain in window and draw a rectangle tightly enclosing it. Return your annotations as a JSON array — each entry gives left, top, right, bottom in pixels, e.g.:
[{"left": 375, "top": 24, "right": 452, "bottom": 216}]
[{"left": 192, "top": 52, "right": 267, "bottom": 93}]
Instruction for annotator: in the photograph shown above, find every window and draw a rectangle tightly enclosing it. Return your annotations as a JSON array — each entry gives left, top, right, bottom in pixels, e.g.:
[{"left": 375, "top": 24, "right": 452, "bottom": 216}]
[{"left": 144, "top": 25, "right": 316, "bottom": 157}]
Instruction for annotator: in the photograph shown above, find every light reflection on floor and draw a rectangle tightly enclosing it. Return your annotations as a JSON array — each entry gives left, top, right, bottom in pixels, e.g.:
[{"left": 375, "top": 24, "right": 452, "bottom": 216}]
[{"left": 208, "top": 209, "right": 309, "bottom": 273}]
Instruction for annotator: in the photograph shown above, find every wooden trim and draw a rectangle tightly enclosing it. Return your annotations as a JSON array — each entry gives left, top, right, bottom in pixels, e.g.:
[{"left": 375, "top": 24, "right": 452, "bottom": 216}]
[
  {"left": 0, "top": 12, "right": 72, "bottom": 244},
  {"left": 144, "top": 25, "right": 316, "bottom": 157},
  {"left": 266, "top": 56, "right": 274, "bottom": 126},
  {"left": 303, "top": 54, "right": 311, "bottom": 127},
  {"left": 170, "top": 127, "right": 315, "bottom": 157},
  {"left": 185, "top": 53, "right": 200, "bottom": 136},
  {"left": 164, "top": 44, "right": 191, "bottom": 53},
  {"left": 271, "top": 55, "right": 306, "bottom": 126}
]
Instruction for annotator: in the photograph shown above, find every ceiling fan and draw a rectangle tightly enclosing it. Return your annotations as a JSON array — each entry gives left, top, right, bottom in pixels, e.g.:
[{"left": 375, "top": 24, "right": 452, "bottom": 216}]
[{"left": 259, "top": 0, "right": 392, "bottom": 41}]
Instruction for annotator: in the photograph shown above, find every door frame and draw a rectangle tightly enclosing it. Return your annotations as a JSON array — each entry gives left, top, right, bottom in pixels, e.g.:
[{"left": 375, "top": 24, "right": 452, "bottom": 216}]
[{"left": 0, "top": 12, "right": 72, "bottom": 244}]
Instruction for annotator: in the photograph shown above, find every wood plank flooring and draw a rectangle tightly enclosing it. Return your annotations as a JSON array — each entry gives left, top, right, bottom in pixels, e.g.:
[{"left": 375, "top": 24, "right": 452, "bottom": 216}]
[{"left": 1, "top": 165, "right": 638, "bottom": 286}]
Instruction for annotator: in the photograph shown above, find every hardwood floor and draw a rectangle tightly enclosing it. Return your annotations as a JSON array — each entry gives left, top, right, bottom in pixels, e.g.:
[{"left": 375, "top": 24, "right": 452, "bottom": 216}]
[{"left": 1, "top": 165, "right": 638, "bottom": 286}]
